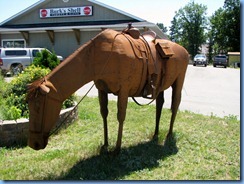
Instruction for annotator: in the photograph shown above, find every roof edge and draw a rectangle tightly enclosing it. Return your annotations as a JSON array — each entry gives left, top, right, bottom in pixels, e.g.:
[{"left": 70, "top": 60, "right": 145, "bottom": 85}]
[
  {"left": 88, "top": 0, "right": 145, "bottom": 22},
  {"left": 0, "top": 0, "right": 145, "bottom": 26}
]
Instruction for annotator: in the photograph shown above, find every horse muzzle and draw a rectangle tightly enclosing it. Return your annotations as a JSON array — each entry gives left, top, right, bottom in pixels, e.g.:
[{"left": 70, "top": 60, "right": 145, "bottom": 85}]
[{"left": 28, "top": 131, "right": 49, "bottom": 150}]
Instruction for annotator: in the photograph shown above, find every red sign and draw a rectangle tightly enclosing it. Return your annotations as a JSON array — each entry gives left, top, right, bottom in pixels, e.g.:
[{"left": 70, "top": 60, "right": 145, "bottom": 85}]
[
  {"left": 83, "top": 6, "right": 91, "bottom": 15},
  {"left": 41, "top": 9, "right": 48, "bottom": 17}
]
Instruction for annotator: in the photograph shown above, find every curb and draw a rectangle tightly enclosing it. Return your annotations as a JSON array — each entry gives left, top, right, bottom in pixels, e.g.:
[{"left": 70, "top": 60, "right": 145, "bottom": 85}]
[{"left": 0, "top": 106, "right": 78, "bottom": 147}]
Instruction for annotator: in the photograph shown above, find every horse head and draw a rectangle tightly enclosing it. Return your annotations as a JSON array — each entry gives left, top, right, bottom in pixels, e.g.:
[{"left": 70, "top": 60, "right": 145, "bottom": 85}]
[{"left": 27, "top": 78, "right": 62, "bottom": 150}]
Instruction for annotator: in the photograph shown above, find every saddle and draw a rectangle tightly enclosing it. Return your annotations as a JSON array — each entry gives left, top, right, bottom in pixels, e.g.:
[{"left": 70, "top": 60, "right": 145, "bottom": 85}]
[
  {"left": 122, "top": 24, "right": 174, "bottom": 99},
  {"left": 141, "top": 30, "right": 174, "bottom": 58}
]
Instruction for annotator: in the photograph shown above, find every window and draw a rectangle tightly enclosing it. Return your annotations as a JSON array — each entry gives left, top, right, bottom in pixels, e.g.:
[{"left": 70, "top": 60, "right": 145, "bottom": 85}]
[
  {"left": 215, "top": 56, "right": 227, "bottom": 59},
  {"left": 5, "top": 50, "right": 27, "bottom": 56},
  {"left": 32, "top": 50, "right": 40, "bottom": 57},
  {"left": 2, "top": 39, "right": 26, "bottom": 48}
]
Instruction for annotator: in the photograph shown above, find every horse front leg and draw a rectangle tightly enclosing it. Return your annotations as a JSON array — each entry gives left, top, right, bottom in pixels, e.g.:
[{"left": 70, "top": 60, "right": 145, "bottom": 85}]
[
  {"left": 154, "top": 91, "right": 164, "bottom": 139},
  {"left": 98, "top": 90, "right": 109, "bottom": 151},
  {"left": 113, "top": 92, "right": 128, "bottom": 155}
]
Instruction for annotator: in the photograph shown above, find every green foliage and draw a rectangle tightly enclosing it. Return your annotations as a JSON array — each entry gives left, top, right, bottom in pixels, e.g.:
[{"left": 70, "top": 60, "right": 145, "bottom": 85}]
[
  {"left": 1, "top": 57, "right": 76, "bottom": 120},
  {"left": 0, "top": 75, "right": 6, "bottom": 94},
  {"left": 0, "top": 76, "right": 23, "bottom": 120},
  {"left": 0, "top": 65, "right": 50, "bottom": 119},
  {"left": 209, "top": 0, "right": 240, "bottom": 53},
  {"left": 0, "top": 75, "right": 7, "bottom": 119},
  {"left": 169, "top": 1, "right": 208, "bottom": 58},
  {"left": 7, "top": 106, "right": 22, "bottom": 121},
  {"left": 156, "top": 23, "right": 168, "bottom": 34},
  {"left": 32, "top": 49, "right": 60, "bottom": 70},
  {"left": 62, "top": 93, "right": 76, "bottom": 109},
  {"left": 169, "top": 0, "right": 240, "bottom": 59}
]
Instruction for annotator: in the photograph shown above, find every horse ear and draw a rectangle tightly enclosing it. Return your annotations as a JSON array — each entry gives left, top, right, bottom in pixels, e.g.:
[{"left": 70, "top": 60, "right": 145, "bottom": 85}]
[{"left": 39, "top": 84, "right": 50, "bottom": 94}]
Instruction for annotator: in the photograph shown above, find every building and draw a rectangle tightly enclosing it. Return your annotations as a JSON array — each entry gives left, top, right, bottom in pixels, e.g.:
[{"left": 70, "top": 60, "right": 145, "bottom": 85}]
[
  {"left": 0, "top": 0, "right": 167, "bottom": 58},
  {"left": 228, "top": 52, "right": 240, "bottom": 67}
]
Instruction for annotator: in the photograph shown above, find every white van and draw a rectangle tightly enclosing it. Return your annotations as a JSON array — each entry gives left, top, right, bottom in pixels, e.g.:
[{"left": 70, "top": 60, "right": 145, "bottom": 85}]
[{"left": 0, "top": 48, "right": 63, "bottom": 76}]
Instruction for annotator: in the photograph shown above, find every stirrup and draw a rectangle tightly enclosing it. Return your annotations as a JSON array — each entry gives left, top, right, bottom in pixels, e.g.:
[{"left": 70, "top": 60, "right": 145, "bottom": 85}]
[{"left": 142, "top": 85, "right": 156, "bottom": 99}]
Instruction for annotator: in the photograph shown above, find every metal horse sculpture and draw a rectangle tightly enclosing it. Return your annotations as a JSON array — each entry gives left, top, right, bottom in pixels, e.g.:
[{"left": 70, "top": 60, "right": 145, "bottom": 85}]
[{"left": 27, "top": 28, "right": 188, "bottom": 154}]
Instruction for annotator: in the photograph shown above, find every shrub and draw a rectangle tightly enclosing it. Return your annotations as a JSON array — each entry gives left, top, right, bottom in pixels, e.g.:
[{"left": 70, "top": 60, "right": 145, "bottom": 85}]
[
  {"left": 0, "top": 74, "right": 7, "bottom": 94},
  {"left": 0, "top": 75, "right": 7, "bottom": 119},
  {"left": 32, "top": 49, "right": 60, "bottom": 70},
  {"left": 1, "top": 65, "right": 50, "bottom": 119},
  {"left": 0, "top": 50, "right": 76, "bottom": 120}
]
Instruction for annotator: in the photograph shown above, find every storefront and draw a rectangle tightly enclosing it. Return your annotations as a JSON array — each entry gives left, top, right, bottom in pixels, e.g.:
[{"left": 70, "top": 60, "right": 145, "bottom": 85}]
[{"left": 0, "top": 0, "right": 166, "bottom": 58}]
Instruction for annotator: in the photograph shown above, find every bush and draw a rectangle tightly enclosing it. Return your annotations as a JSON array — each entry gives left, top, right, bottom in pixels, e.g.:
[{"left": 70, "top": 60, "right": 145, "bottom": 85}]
[
  {"left": 1, "top": 65, "right": 77, "bottom": 120},
  {"left": 0, "top": 74, "right": 7, "bottom": 93},
  {"left": 0, "top": 75, "right": 7, "bottom": 119},
  {"left": 0, "top": 65, "right": 50, "bottom": 120},
  {"left": 32, "top": 49, "right": 60, "bottom": 70},
  {"left": 0, "top": 50, "right": 76, "bottom": 120}
]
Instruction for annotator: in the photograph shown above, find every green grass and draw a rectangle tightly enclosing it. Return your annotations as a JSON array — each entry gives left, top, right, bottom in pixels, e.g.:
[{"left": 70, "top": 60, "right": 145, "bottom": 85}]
[{"left": 0, "top": 97, "right": 240, "bottom": 180}]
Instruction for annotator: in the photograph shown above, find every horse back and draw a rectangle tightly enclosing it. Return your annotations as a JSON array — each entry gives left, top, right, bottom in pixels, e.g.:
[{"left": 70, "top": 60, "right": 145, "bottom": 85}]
[{"left": 157, "top": 39, "right": 189, "bottom": 91}]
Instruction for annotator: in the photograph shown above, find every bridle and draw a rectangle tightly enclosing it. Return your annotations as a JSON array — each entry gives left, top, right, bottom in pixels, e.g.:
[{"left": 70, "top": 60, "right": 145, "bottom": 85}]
[
  {"left": 28, "top": 76, "right": 64, "bottom": 136},
  {"left": 29, "top": 84, "right": 62, "bottom": 138}
]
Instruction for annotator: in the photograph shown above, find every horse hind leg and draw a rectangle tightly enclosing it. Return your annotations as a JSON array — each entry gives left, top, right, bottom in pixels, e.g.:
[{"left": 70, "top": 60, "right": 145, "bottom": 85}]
[
  {"left": 154, "top": 91, "right": 164, "bottom": 139},
  {"left": 167, "top": 79, "right": 183, "bottom": 139},
  {"left": 98, "top": 90, "right": 109, "bottom": 150}
]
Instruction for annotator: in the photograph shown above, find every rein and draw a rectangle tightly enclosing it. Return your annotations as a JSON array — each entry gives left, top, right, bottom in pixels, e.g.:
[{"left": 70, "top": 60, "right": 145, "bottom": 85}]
[
  {"left": 48, "top": 82, "right": 95, "bottom": 137},
  {"left": 132, "top": 96, "right": 155, "bottom": 106}
]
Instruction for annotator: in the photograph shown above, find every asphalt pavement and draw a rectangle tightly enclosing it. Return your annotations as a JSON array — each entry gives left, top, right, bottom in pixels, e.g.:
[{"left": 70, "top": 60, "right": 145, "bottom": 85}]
[{"left": 76, "top": 65, "right": 240, "bottom": 120}]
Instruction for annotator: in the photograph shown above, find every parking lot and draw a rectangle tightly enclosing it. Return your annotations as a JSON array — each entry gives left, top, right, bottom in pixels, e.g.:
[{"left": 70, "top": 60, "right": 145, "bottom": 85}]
[
  {"left": 76, "top": 65, "right": 240, "bottom": 119},
  {"left": 178, "top": 65, "right": 240, "bottom": 119}
]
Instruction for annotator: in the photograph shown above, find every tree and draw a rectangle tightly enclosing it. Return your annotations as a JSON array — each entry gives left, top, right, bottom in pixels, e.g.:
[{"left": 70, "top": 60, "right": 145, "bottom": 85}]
[
  {"left": 169, "top": 1, "right": 208, "bottom": 58},
  {"left": 169, "top": 17, "right": 180, "bottom": 42},
  {"left": 209, "top": 0, "right": 240, "bottom": 53},
  {"left": 156, "top": 23, "right": 168, "bottom": 34},
  {"left": 206, "top": 29, "right": 214, "bottom": 63}
]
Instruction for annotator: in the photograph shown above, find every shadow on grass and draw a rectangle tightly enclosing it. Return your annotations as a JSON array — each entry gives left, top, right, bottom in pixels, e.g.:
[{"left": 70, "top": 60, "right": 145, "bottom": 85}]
[
  {"left": 0, "top": 140, "right": 27, "bottom": 149},
  {"left": 56, "top": 135, "right": 178, "bottom": 180}
]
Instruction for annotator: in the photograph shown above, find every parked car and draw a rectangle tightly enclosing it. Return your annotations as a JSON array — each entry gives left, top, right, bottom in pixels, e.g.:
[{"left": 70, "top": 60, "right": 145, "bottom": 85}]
[
  {"left": 0, "top": 48, "right": 63, "bottom": 76},
  {"left": 193, "top": 54, "right": 207, "bottom": 67},
  {"left": 213, "top": 55, "right": 228, "bottom": 68}
]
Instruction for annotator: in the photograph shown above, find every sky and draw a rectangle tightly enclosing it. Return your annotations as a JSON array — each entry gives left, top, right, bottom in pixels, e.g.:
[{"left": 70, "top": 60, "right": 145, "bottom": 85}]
[{"left": 0, "top": 0, "right": 226, "bottom": 28}]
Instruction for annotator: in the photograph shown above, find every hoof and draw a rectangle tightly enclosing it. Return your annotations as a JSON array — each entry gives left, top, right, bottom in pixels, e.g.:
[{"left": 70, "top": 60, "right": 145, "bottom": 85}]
[
  {"left": 100, "top": 144, "right": 108, "bottom": 154},
  {"left": 109, "top": 147, "right": 121, "bottom": 156},
  {"left": 166, "top": 132, "right": 173, "bottom": 140},
  {"left": 152, "top": 133, "right": 158, "bottom": 140}
]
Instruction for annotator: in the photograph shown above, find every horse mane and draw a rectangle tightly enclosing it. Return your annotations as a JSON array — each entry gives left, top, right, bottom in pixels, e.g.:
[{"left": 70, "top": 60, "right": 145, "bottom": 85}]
[{"left": 26, "top": 78, "right": 45, "bottom": 100}]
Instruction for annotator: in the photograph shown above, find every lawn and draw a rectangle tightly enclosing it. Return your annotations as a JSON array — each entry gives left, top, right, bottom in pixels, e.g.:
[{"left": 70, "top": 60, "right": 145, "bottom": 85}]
[{"left": 0, "top": 97, "right": 240, "bottom": 180}]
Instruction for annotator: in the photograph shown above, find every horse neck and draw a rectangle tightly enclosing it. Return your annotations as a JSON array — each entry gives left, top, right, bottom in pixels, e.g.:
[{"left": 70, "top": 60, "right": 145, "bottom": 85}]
[{"left": 46, "top": 42, "right": 94, "bottom": 101}]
